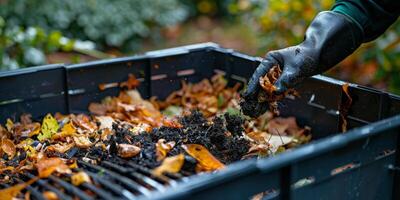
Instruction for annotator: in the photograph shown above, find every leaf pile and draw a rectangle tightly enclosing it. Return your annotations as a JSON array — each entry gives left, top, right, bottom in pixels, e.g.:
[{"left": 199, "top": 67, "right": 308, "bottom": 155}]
[{"left": 0, "top": 74, "right": 311, "bottom": 199}]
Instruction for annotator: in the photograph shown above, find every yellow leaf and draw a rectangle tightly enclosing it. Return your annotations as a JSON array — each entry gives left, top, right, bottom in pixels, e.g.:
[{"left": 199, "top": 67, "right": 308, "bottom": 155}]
[
  {"left": 71, "top": 171, "right": 91, "bottom": 186},
  {"left": 152, "top": 154, "right": 184, "bottom": 176},
  {"left": 156, "top": 139, "right": 176, "bottom": 161},
  {"left": 0, "top": 177, "right": 38, "bottom": 200},
  {"left": 39, "top": 114, "right": 59, "bottom": 141},
  {"left": 5, "top": 118, "right": 13, "bottom": 132},
  {"left": 52, "top": 121, "right": 76, "bottom": 140},
  {"left": 182, "top": 144, "right": 225, "bottom": 171}
]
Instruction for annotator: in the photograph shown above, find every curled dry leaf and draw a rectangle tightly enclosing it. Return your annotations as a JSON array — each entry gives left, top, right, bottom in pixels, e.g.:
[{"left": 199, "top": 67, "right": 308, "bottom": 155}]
[
  {"left": 120, "top": 74, "right": 140, "bottom": 90},
  {"left": 117, "top": 144, "right": 141, "bottom": 158},
  {"left": 73, "top": 114, "right": 97, "bottom": 132},
  {"left": 0, "top": 177, "right": 38, "bottom": 200},
  {"left": 35, "top": 157, "right": 72, "bottom": 178},
  {"left": 156, "top": 139, "right": 176, "bottom": 161},
  {"left": 47, "top": 143, "right": 75, "bottom": 154},
  {"left": 71, "top": 171, "right": 92, "bottom": 186},
  {"left": 182, "top": 144, "right": 225, "bottom": 171},
  {"left": 1, "top": 138, "right": 16, "bottom": 159},
  {"left": 52, "top": 121, "right": 76, "bottom": 140},
  {"left": 340, "top": 83, "right": 353, "bottom": 132},
  {"left": 258, "top": 66, "right": 298, "bottom": 116},
  {"left": 152, "top": 154, "right": 185, "bottom": 176},
  {"left": 73, "top": 135, "right": 93, "bottom": 149}
]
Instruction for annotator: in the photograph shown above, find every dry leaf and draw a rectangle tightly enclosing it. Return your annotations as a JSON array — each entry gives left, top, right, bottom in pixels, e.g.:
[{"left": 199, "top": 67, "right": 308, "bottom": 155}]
[
  {"left": 52, "top": 121, "right": 76, "bottom": 140},
  {"left": 0, "top": 177, "right": 38, "bottom": 200},
  {"left": 156, "top": 139, "right": 176, "bottom": 161},
  {"left": 96, "top": 116, "right": 114, "bottom": 130},
  {"left": 88, "top": 103, "right": 109, "bottom": 115},
  {"left": 118, "top": 144, "right": 141, "bottom": 158},
  {"left": 5, "top": 118, "right": 14, "bottom": 132},
  {"left": 73, "top": 114, "right": 97, "bottom": 132},
  {"left": 43, "top": 191, "right": 58, "bottom": 200},
  {"left": 182, "top": 144, "right": 225, "bottom": 171},
  {"left": 340, "top": 83, "right": 353, "bottom": 132},
  {"left": 100, "top": 128, "right": 114, "bottom": 141},
  {"left": 73, "top": 135, "right": 93, "bottom": 148},
  {"left": 39, "top": 114, "right": 59, "bottom": 141},
  {"left": 258, "top": 66, "right": 298, "bottom": 116},
  {"left": 1, "top": 138, "right": 16, "bottom": 159},
  {"left": 71, "top": 171, "right": 91, "bottom": 186},
  {"left": 47, "top": 143, "right": 74, "bottom": 154},
  {"left": 153, "top": 154, "right": 185, "bottom": 176},
  {"left": 120, "top": 74, "right": 140, "bottom": 90},
  {"left": 35, "top": 157, "right": 71, "bottom": 178}
]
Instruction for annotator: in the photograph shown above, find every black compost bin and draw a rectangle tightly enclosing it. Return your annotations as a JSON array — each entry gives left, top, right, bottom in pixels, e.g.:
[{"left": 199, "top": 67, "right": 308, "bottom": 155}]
[{"left": 0, "top": 43, "right": 399, "bottom": 200}]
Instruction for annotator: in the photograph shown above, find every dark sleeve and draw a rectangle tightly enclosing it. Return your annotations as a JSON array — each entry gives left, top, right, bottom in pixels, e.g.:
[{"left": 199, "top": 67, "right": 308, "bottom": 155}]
[{"left": 332, "top": 0, "right": 399, "bottom": 42}]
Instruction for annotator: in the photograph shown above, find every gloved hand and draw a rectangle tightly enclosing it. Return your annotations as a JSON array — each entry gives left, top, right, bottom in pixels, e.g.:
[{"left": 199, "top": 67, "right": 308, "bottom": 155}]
[{"left": 241, "top": 11, "right": 363, "bottom": 117}]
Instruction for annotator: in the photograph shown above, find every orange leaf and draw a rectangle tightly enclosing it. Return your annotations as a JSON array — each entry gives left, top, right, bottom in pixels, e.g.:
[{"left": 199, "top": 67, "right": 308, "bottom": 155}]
[
  {"left": 1, "top": 138, "right": 16, "bottom": 159},
  {"left": 182, "top": 144, "right": 225, "bottom": 171},
  {"left": 0, "top": 177, "right": 38, "bottom": 200},
  {"left": 71, "top": 171, "right": 92, "bottom": 186},
  {"left": 35, "top": 157, "right": 71, "bottom": 178},
  {"left": 43, "top": 191, "right": 58, "bottom": 200},
  {"left": 156, "top": 139, "right": 176, "bottom": 161},
  {"left": 152, "top": 154, "right": 185, "bottom": 176},
  {"left": 120, "top": 74, "right": 140, "bottom": 90}
]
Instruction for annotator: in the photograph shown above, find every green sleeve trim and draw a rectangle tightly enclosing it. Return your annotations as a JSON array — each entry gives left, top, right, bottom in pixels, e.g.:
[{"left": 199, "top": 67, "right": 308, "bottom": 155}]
[{"left": 331, "top": 0, "right": 399, "bottom": 42}]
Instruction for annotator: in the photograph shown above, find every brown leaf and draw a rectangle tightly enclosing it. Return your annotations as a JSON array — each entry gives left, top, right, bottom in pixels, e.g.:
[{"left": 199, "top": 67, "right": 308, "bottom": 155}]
[
  {"left": 120, "top": 74, "right": 140, "bottom": 90},
  {"left": 71, "top": 171, "right": 92, "bottom": 186},
  {"left": 156, "top": 139, "right": 176, "bottom": 161},
  {"left": 258, "top": 66, "right": 298, "bottom": 116},
  {"left": 35, "top": 157, "right": 71, "bottom": 178},
  {"left": 72, "top": 114, "right": 97, "bottom": 132},
  {"left": 117, "top": 144, "right": 141, "bottom": 158},
  {"left": 47, "top": 143, "right": 74, "bottom": 154},
  {"left": 182, "top": 144, "right": 225, "bottom": 171},
  {"left": 152, "top": 154, "right": 185, "bottom": 176},
  {"left": 88, "top": 103, "right": 109, "bottom": 115},
  {"left": 0, "top": 177, "right": 38, "bottom": 200},
  {"left": 20, "top": 114, "right": 33, "bottom": 125},
  {"left": 1, "top": 138, "right": 16, "bottom": 159}
]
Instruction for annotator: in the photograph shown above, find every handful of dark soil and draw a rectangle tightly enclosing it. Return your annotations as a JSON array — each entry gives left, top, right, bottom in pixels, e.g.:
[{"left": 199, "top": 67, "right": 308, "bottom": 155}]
[{"left": 241, "top": 66, "right": 297, "bottom": 117}]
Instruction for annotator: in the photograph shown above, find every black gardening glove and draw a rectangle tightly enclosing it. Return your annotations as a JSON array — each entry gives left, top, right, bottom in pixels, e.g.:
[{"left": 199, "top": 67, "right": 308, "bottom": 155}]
[{"left": 241, "top": 11, "right": 363, "bottom": 118}]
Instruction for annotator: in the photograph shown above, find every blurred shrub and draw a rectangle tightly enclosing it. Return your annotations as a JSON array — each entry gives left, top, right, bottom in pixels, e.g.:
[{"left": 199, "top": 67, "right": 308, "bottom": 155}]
[
  {"left": 0, "top": 16, "right": 98, "bottom": 70},
  {"left": 1, "top": 0, "right": 188, "bottom": 51},
  {"left": 237, "top": 0, "right": 400, "bottom": 94}
]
